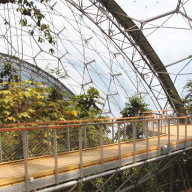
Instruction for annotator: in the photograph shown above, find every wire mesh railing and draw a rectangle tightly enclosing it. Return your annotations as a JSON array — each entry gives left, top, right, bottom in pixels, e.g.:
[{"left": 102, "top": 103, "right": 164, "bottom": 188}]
[{"left": 0, "top": 114, "right": 192, "bottom": 191}]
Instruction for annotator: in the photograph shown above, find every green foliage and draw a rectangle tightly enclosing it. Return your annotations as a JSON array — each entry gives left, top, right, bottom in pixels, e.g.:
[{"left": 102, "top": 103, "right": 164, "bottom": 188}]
[
  {"left": 120, "top": 96, "right": 149, "bottom": 117},
  {"left": 1, "top": 0, "right": 55, "bottom": 46},
  {"left": 72, "top": 87, "right": 104, "bottom": 119},
  {"left": 0, "top": 81, "right": 76, "bottom": 124},
  {"left": 183, "top": 80, "right": 192, "bottom": 110},
  {"left": 71, "top": 88, "right": 110, "bottom": 148},
  {"left": 120, "top": 96, "right": 149, "bottom": 140},
  {"left": 171, "top": 80, "right": 192, "bottom": 115},
  {"left": 0, "top": 82, "right": 106, "bottom": 124},
  {"left": 0, "top": 62, "right": 19, "bottom": 88}
]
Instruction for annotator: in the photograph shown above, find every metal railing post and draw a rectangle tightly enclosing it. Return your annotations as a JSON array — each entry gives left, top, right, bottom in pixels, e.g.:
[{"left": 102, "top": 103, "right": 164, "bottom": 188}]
[
  {"left": 132, "top": 122, "right": 136, "bottom": 163},
  {"left": 99, "top": 125, "right": 104, "bottom": 171},
  {"left": 79, "top": 126, "right": 83, "bottom": 178},
  {"left": 84, "top": 127, "right": 87, "bottom": 148},
  {"left": 123, "top": 123, "right": 126, "bottom": 141},
  {"left": 0, "top": 133, "right": 2, "bottom": 162},
  {"left": 47, "top": 129, "right": 50, "bottom": 154},
  {"left": 67, "top": 127, "right": 70, "bottom": 151},
  {"left": 164, "top": 118, "right": 167, "bottom": 134},
  {"left": 146, "top": 121, "right": 149, "bottom": 159},
  {"left": 112, "top": 120, "right": 114, "bottom": 143},
  {"left": 152, "top": 119, "right": 155, "bottom": 137},
  {"left": 161, "top": 117, "right": 163, "bottom": 133},
  {"left": 23, "top": 130, "right": 29, "bottom": 192},
  {"left": 168, "top": 119, "right": 170, "bottom": 153},
  {"left": 118, "top": 123, "right": 121, "bottom": 167},
  {"left": 143, "top": 121, "right": 146, "bottom": 138},
  {"left": 53, "top": 129, "right": 59, "bottom": 184},
  {"left": 26, "top": 128, "right": 29, "bottom": 158},
  {"left": 185, "top": 118, "right": 187, "bottom": 148},
  {"left": 177, "top": 119, "right": 179, "bottom": 150},
  {"left": 157, "top": 120, "right": 160, "bottom": 156}
]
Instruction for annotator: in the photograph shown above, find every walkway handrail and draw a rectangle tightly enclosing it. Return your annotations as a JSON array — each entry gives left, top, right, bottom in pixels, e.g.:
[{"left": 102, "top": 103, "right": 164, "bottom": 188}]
[
  {"left": 0, "top": 115, "right": 192, "bottom": 192},
  {"left": 142, "top": 108, "right": 192, "bottom": 114},
  {"left": 0, "top": 114, "right": 166, "bottom": 128},
  {"left": 0, "top": 115, "right": 191, "bottom": 133}
]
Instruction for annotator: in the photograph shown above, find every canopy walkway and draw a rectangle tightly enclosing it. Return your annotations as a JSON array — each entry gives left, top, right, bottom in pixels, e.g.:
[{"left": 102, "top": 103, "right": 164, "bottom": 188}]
[{"left": 0, "top": 114, "right": 192, "bottom": 192}]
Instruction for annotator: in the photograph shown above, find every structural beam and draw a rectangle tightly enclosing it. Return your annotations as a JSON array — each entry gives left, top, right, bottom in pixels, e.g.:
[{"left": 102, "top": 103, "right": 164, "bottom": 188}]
[{"left": 99, "top": 0, "right": 186, "bottom": 116}]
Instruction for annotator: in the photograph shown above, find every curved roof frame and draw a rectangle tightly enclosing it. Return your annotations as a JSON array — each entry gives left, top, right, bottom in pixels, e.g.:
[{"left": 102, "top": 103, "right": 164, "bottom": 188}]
[
  {"left": 0, "top": 52, "right": 74, "bottom": 95},
  {"left": 66, "top": 0, "right": 185, "bottom": 112}
]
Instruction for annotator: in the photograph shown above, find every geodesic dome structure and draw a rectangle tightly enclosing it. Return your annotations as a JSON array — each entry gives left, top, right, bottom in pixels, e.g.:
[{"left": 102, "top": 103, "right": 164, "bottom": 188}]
[{"left": 0, "top": 0, "right": 192, "bottom": 117}]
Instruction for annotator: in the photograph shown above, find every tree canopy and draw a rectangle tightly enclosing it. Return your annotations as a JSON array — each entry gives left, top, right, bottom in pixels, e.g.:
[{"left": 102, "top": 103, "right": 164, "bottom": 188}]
[
  {"left": 72, "top": 87, "right": 103, "bottom": 119},
  {"left": 183, "top": 81, "right": 192, "bottom": 108},
  {"left": 0, "top": 81, "right": 76, "bottom": 124},
  {"left": 120, "top": 96, "right": 149, "bottom": 117}
]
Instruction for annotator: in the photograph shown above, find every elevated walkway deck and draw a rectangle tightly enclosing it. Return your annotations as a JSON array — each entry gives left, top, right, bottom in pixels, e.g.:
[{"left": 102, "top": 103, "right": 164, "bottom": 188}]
[{"left": 0, "top": 118, "right": 192, "bottom": 191}]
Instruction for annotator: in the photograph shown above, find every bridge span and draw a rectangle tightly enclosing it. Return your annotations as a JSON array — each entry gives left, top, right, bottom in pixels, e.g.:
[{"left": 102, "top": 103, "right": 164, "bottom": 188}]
[{"left": 0, "top": 114, "right": 192, "bottom": 192}]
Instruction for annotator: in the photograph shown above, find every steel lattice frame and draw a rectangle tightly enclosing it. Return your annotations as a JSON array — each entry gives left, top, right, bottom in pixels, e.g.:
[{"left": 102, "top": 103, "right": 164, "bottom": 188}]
[
  {"left": 37, "top": 149, "right": 192, "bottom": 192},
  {"left": 66, "top": 0, "right": 191, "bottom": 114},
  {"left": 78, "top": 152, "right": 191, "bottom": 192},
  {"left": 0, "top": 0, "right": 191, "bottom": 117},
  {"left": 0, "top": 1, "right": 192, "bottom": 191},
  {"left": 0, "top": 52, "right": 74, "bottom": 95}
]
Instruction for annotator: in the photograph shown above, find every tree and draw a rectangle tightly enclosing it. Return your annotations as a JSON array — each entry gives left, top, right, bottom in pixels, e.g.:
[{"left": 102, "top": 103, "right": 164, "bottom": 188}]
[
  {"left": 1, "top": 0, "right": 55, "bottom": 46},
  {"left": 183, "top": 80, "right": 192, "bottom": 115},
  {"left": 120, "top": 96, "right": 149, "bottom": 140},
  {"left": 72, "top": 87, "right": 103, "bottom": 119},
  {"left": 1, "top": 0, "right": 55, "bottom": 85},
  {"left": 71, "top": 87, "right": 110, "bottom": 149},
  {"left": 0, "top": 81, "right": 76, "bottom": 124},
  {"left": 172, "top": 79, "right": 192, "bottom": 116},
  {"left": 120, "top": 96, "right": 149, "bottom": 117},
  {"left": 0, "top": 80, "right": 78, "bottom": 159},
  {"left": 0, "top": 62, "right": 19, "bottom": 89}
]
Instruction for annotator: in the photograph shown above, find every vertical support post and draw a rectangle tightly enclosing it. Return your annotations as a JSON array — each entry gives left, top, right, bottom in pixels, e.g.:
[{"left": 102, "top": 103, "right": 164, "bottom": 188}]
[
  {"left": 53, "top": 129, "right": 59, "bottom": 184},
  {"left": 111, "top": 173, "right": 118, "bottom": 192},
  {"left": 47, "top": 129, "right": 50, "bottom": 154},
  {"left": 79, "top": 127, "right": 83, "bottom": 178},
  {"left": 132, "top": 122, "right": 136, "bottom": 163},
  {"left": 160, "top": 117, "right": 163, "bottom": 133},
  {"left": 168, "top": 119, "right": 170, "bottom": 153},
  {"left": 84, "top": 127, "right": 87, "bottom": 148},
  {"left": 0, "top": 133, "right": 2, "bottom": 162},
  {"left": 143, "top": 121, "right": 146, "bottom": 138},
  {"left": 185, "top": 118, "right": 187, "bottom": 148},
  {"left": 67, "top": 127, "right": 70, "bottom": 151},
  {"left": 77, "top": 182, "right": 81, "bottom": 192},
  {"left": 118, "top": 123, "right": 121, "bottom": 167},
  {"left": 177, "top": 119, "right": 179, "bottom": 150},
  {"left": 182, "top": 160, "right": 191, "bottom": 189},
  {"left": 152, "top": 119, "right": 155, "bottom": 137},
  {"left": 146, "top": 121, "right": 149, "bottom": 159},
  {"left": 169, "top": 165, "right": 174, "bottom": 192},
  {"left": 99, "top": 125, "right": 103, "bottom": 171},
  {"left": 153, "top": 175, "right": 159, "bottom": 192},
  {"left": 23, "top": 130, "right": 29, "bottom": 192},
  {"left": 157, "top": 120, "right": 160, "bottom": 156},
  {"left": 112, "top": 120, "right": 114, "bottom": 143},
  {"left": 123, "top": 123, "right": 126, "bottom": 141},
  {"left": 164, "top": 117, "right": 167, "bottom": 134},
  {"left": 106, "top": 176, "right": 110, "bottom": 192},
  {"left": 26, "top": 128, "right": 29, "bottom": 158},
  {"left": 178, "top": 161, "right": 187, "bottom": 191}
]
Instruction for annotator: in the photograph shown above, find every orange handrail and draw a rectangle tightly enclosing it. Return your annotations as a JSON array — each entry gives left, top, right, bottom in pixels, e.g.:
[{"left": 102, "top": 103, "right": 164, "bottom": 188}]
[
  {"left": 0, "top": 115, "right": 191, "bottom": 133},
  {"left": 142, "top": 108, "right": 192, "bottom": 114},
  {"left": 0, "top": 114, "right": 165, "bottom": 128}
]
